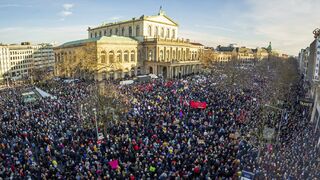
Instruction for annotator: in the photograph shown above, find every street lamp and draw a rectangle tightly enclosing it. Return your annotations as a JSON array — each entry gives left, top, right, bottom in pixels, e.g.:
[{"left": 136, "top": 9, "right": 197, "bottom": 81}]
[{"left": 92, "top": 108, "right": 99, "bottom": 140}]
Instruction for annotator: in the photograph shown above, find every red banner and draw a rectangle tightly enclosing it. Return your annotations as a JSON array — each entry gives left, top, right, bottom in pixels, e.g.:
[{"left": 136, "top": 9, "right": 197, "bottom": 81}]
[{"left": 190, "top": 100, "right": 207, "bottom": 109}]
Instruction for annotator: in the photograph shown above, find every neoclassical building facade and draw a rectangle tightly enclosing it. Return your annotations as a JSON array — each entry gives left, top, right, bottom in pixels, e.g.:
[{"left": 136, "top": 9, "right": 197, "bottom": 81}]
[{"left": 54, "top": 10, "right": 203, "bottom": 80}]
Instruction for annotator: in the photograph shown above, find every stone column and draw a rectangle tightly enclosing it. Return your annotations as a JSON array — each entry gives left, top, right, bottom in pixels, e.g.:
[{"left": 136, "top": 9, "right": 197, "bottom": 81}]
[
  {"left": 145, "top": 47, "right": 148, "bottom": 61},
  {"left": 157, "top": 47, "right": 160, "bottom": 62}
]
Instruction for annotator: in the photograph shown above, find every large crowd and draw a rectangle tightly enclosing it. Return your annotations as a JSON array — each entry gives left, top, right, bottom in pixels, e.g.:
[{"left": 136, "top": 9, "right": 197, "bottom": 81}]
[{"left": 0, "top": 62, "right": 319, "bottom": 179}]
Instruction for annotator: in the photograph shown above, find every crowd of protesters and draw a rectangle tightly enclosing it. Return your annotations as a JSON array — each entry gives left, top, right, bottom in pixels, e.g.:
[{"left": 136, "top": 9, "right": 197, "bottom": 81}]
[{"left": 0, "top": 62, "right": 319, "bottom": 179}]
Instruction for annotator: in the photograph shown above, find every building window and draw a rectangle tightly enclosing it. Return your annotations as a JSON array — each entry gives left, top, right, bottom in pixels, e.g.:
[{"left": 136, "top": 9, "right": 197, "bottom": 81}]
[
  {"left": 90, "top": 33, "right": 93, "bottom": 38},
  {"left": 101, "top": 52, "right": 106, "bottom": 63},
  {"left": 172, "top": 29, "right": 175, "bottom": 39},
  {"left": 99, "top": 31, "right": 102, "bottom": 37},
  {"left": 116, "top": 50, "right": 122, "bottom": 62},
  {"left": 116, "top": 28, "right": 119, "bottom": 35},
  {"left": 109, "top": 51, "right": 114, "bottom": 63},
  {"left": 161, "top": 27, "right": 164, "bottom": 38},
  {"left": 95, "top": 32, "right": 97, "bottom": 37},
  {"left": 104, "top": 30, "right": 107, "bottom": 36},
  {"left": 124, "top": 51, "right": 129, "bottom": 62},
  {"left": 122, "top": 27, "right": 125, "bottom": 36},
  {"left": 136, "top": 26, "right": 140, "bottom": 36},
  {"left": 131, "top": 51, "right": 135, "bottom": 62},
  {"left": 109, "top": 29, "right": 112, "bottom": 36},
  {"left": 148, "top": 25, "right": 152, "bottom": 37},
  {"left": 155, "top": 26, "right": 159, "bottom": 37},
  {"left": 129, "top": 26, "right": 132, "bottom": 37},
  {"left": 148, "top": 50, "right": 153, "bottom": 61},
  {"left": 166, "top": 28, "right": 170, "bottom": 38},
  {"left": 160, "top": 50, "right": 164, "bottom": 61}
]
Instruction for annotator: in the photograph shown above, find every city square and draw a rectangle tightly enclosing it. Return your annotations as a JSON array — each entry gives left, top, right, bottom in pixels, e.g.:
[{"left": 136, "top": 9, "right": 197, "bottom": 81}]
[{"left": 0, "top": 0, "right": 319, "bottom": 179}]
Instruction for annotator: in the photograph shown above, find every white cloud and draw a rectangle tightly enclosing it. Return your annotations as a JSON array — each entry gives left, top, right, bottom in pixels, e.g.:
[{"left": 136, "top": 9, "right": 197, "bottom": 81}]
[
  {"left": 60, "top": 11, "right": 72, "bottom": 17},
  {"left": 59, "top": 3, "right": 74, "bottom": 19},
  {"left": 195, "top": 24, "right": 235, "bottom": 32},
  {"left": 0, "top": 26, "right": 88, "bottom": 45},
  {"left": 0, "top": 3, "right": 32, "bottom": 8},
  {"left": 63, "top": 3, "right": 74, "bottom": 10},
  {"left": 243, "top": 0, "right": 320, "bottom": 55},
  {"left": 179, "top": 29, "right": 233, "bottom": 47}
]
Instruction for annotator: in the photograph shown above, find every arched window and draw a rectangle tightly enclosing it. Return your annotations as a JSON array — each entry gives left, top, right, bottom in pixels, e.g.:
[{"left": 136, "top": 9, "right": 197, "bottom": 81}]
[
  {"left": 129, "top": 26, "right": 132, "bottom": 37},
  {"left": 109, "top": 29, "right": 112, "bottom": 36},
  {"left": 160, "top": 50, "right": 164, "bottom": 61},
  {"left": 148, "top": 50, "right": 153, "bottom": 61},
  {"left": 172, "top": 50, "right": 176, "bottom": 60},
  {"left": 182, "top": 51, "right": 185, "bottom": 60},
  {"left": 166, "top": 28, "right": 170, "bottom": 38},
  {"left": 116, "top": 50, "right": 122, "bottom": 62},
  {"left": 172, "top": 29, "right": 176, "bottom": 39},
  {"left": 124, "top": 50, "right": 129, "bottom": 62},
  {"left": 148, "top": 25, "right": 152, "bottom": 37},
  {"left": 155, "top": 26, "right": 159, "bottom": 37},
  {"left": 122, "top": 27, "right": 125, "bottom": 36},
  {"left": 109, "top": 51, "right": 114, "bottom": 63},
  {"left": 101, "top": 51, "right": 106, "bottom": 63},
  {"left": 136, "top": 26, "right": 140, "bottom": 36},
  {"left": 166, "top": 50, "right": 170, "bottom": 61},
  {"left": 131, "top": 50, "right": 135, "bottom": 62},
  {"left": 161, "top": 27, "right": 164, "bottom": 38}
]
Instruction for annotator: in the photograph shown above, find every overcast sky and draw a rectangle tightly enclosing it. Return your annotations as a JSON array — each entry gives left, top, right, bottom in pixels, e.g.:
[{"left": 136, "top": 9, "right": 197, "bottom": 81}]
[{"left": 0, "top": 0, "right": 319, "bottom": 55}]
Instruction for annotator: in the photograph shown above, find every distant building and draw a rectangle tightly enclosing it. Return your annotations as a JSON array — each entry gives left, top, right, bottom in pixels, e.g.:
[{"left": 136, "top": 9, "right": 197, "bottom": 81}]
[
  {"left": 55, "top": 9, "right": 203, "bottom": 80},
  {"left": 33, "top": 44, "right": 55, "bottom": 70},
  {"left": 298, "top": 47, "right": 309, "bottom": 78},
  {"left": 0, "top": 42, "right": 54, "bottom": 82},
  {"left": 235, "top": 47, "right": 255, "bottom": 65},
  {"left": 0, "top": 46, "right": 10, "bottom": 82},
  {"left": 254, "top": 48, "right": 269, "bottom": 60},
  {"left": 306, "top": 38, "right": 320, "bottom": 83},
  {"left": 8, "top": 43, "right": 34, "bottom": 80}
]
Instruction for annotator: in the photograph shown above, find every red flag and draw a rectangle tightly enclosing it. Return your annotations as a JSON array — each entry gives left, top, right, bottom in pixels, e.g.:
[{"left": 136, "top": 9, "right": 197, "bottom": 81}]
[{"left": 190, "top": 101, "right": 207, "bottom": 109}]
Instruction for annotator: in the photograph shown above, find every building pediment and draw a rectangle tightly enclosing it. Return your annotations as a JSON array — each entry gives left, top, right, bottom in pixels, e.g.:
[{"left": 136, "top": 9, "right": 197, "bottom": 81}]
[{"left": 144, "top": 15, "right": 178, "bottom": 26}]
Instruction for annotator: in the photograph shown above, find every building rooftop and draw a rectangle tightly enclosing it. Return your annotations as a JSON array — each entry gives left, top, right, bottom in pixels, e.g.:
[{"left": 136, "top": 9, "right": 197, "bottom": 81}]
[
  {"left": 216, "top": 45, "right": 235, "bottom": 52},
  {"left": 58, "top": 35, "right": 138, "bottom": 48},
  {"left": 190, "top": 42, "right": 204, "bottom": 46},
  {"left": 89, "top": 10, "right": 178, "bottom": 31}
]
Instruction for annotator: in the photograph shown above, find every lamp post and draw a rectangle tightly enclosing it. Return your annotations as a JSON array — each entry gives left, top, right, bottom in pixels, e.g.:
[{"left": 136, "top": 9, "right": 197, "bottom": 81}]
[{"left": 92, "top": 108, "right": 99, "bottom": 140}]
